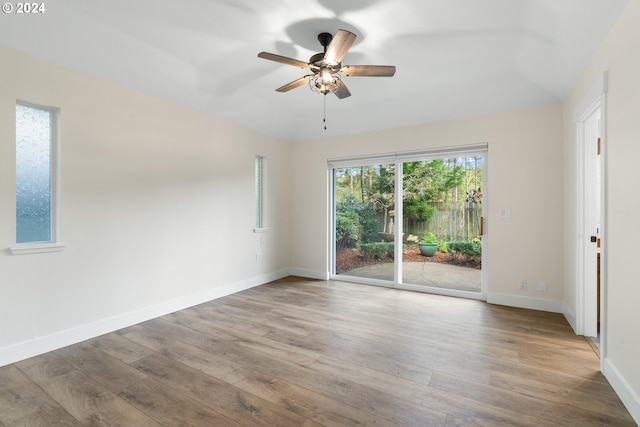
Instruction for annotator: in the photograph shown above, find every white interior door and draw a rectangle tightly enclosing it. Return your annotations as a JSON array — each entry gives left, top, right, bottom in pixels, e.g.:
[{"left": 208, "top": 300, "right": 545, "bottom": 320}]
[{"left": 578, "top": 102, "right": 600, "bottom": 338}]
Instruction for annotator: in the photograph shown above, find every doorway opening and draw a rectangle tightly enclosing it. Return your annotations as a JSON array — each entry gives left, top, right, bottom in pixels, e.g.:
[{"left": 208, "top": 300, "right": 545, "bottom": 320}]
[
  {"left": 330, "top": 145, "right": 487, "bottom": 299},
  {"left": 575, "top": 85, "right": 605, "bottom": 360}
]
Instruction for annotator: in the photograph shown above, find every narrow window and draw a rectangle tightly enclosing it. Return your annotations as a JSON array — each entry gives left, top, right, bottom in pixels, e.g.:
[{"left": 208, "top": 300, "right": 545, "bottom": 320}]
[
  {"left": 15, "top": 103, "right": 56, "bottom": 244},
  {"left": 255, "top": 156, "right": 264, "bottom": 229}
]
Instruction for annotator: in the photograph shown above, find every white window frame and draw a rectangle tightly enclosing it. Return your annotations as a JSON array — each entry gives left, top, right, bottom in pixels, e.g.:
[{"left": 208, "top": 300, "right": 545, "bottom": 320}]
[
  {"left": 10, "top": 101, "right": 65, "bottom": 255},
  {"left": 253, "top": 155, "right": 269, "bottom": 233}
]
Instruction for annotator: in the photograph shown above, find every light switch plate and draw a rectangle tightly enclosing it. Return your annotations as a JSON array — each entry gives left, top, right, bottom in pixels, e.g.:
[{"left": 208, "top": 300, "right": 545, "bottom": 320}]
[{"left": 499, "top": 208, "right": 512, "bottom": 218}]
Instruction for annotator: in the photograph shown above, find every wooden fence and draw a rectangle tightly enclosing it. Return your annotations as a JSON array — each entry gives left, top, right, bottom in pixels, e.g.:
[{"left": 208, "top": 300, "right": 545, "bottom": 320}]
[{"left": 403, "top": 201, "right": 482, "bottom": 241}]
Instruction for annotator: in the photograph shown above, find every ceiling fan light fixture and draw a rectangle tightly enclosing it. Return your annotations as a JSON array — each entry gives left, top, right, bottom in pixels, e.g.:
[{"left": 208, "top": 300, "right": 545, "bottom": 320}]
[
  {"left": 257, "top": 29, "right": 395, "bottom": 128},
  {"left": 258, "top": 28, "right": 395, "bottom": 100},
  {"left": 321, "top": 67, "right": 333, "bottom": 84},
  {"left": 309, "top": 72, "right": 339, "bottom": 95}
]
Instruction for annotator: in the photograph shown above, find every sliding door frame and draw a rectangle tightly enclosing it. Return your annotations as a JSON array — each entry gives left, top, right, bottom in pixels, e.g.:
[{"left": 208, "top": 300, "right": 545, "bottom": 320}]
[{"left": 329, "top": 144, "right": 489, "bottom": 299}]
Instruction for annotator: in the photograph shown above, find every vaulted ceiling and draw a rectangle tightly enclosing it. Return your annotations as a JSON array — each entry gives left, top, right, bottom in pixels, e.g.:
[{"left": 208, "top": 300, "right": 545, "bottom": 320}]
[{"left": 0, "top": 0, "right": 630, "bottom": 141}]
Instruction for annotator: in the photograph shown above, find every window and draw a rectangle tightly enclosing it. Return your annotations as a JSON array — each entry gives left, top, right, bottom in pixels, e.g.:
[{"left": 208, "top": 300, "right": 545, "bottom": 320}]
[
  {"left": 255, "top": 155, "right": 264, "bottom": 230},
  {"left": 11, "top": 102, "right": 64, "bottom": 254}
]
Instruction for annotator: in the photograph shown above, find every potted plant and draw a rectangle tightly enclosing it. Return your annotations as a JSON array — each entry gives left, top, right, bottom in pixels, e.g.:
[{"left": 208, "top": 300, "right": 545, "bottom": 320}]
[{"left": 418, "top": 233, "right": 438, "bottom": 257}]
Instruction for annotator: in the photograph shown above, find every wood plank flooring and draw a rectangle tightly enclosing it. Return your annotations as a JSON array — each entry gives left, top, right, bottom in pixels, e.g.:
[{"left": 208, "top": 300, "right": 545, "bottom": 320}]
[{"left": 0, "top": 277, "right": 635, "bottom": 426}]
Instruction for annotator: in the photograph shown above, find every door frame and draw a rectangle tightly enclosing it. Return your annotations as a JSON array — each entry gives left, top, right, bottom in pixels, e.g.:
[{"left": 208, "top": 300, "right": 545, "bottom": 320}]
[
  {"left": 574, "top": 72, "right": 607, "bottom": 369},
  {"left": 328, "top": 144, "right": 488, "bottom": 300}
]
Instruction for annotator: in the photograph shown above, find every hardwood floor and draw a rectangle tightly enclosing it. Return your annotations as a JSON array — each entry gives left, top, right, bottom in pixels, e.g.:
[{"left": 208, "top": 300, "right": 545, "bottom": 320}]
[{"left": 0, "top": 277, "right": 635, "bottom": 426}]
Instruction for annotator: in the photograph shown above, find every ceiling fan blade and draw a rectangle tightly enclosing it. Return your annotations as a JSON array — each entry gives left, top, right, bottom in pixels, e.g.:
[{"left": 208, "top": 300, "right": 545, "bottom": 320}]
[
  {"left": 276, "top": 75, "right": 312, "bottom": 92},
  {"left": 324, "top": 29, "right": 356, "bottom": 65},
  {"left": 341, "top": 65, "right": 396, "bottom": 77},
  {"left": 331, "top": 78, "right": 351, "bottom": 99},
  {"left": 258, "top": 52, "right": 310, "bottom": 69}
]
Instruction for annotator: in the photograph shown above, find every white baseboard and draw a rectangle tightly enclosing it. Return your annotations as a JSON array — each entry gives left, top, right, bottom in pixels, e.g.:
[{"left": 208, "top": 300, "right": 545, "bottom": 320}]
[
  {"left": 604, "top": 358, "right": 640, "bottom": 425},
  {"left": 487, "top": 292, "right": 562, "bottom": 313},
  {"left": 562, "top": 301, "right": 577, "bottom": 332},
  {"left": 288, "top": 268, "right": 330, "bottom": 281},
  {"left": 0, "top": 269, "right": 291, "bottom": 368}
]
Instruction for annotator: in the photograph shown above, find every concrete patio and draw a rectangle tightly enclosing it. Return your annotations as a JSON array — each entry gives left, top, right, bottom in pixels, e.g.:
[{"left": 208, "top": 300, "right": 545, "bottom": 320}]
[{"left": 339, "top": 261, "right": 481, "bottom": 293}]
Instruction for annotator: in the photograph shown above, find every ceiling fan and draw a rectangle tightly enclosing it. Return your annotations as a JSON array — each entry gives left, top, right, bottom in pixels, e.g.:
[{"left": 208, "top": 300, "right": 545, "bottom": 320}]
[{"left": 258, "top": 29, "right": 396, "bottom": 99}]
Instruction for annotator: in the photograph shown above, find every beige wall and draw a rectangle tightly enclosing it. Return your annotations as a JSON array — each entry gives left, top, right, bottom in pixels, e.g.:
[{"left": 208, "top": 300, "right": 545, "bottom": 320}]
[
  {"left": 290, "top": 103, "right": 565, "bottom": 304},
  {"left": 0, "top": 47, "right": 292, "bottom": 363},
  {"left": 563, "top": 0, "right": 640, "bottom": 418}
]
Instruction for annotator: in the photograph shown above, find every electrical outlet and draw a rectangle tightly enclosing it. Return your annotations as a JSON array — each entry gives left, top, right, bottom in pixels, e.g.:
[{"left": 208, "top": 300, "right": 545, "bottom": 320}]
[
  {"left": 519, "top": 280, "right": 527, "bottom": 290},
  {"left": 256, "top": 252, "right": 263, "bottom": 262},
  {"left": 538, "top": 281, "right": 548, "bottom": 292}
]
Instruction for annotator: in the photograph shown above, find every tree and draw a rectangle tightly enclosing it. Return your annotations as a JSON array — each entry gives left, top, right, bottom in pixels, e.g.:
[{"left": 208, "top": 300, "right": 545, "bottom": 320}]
[{"left": 402, "top": 160, "right": 465, "bottom": 221}]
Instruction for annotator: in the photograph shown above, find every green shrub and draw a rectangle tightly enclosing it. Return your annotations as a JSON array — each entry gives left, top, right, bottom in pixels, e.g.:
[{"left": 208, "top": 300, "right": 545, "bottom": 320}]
[
  {"left": 447, "top": 239, "right": 482, "bottom": 259},
  {"left": 336, "top": 211, "right": 360, "bottom": 249},
  {"left": 404, "top": 197, "right": 437, "bottom": 223},
  {"left": 336, "top": 200, "right": 380, "bottom": 244},
  {"left": 359, "top": 242, "right": 394, "bottom": 261},
  {"left": 421, "top": 233, "right": 438, "bottom": 243}
]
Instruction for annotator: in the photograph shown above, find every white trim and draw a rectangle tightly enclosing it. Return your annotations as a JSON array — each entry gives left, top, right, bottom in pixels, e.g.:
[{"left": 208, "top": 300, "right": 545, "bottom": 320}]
[
  {"left": 603, "top": 358, "right": 640, "bottom": 425},
  {"left": 572, "top": 73, "right": 607, "bottom": 123},
  {"left": 487, "top": 293, "right": 563, "bottom": 313},
  {"left": 394, "top": 160, "right": 403, "bottom": 284},
  {"left": 52, "top": 104, "right": 62, "bottom": 244},
  {"left": 575, "top": 100, "right": 600, "bottom": 337},
  {"left": 329, "top": 168, "right": 336, "bottom": 276},
  {"left": 328, "top": 143, "right": 488, "bottom": 168},
  {"left": 480, "top": 150, "right": 489, "bottom": 297},
  {"left": 562, "top": 301, "right": 577, "bottom": 332},
  {"left": 330, "top": 274, "right": 394, "bottom": 288},
  {"left": 572, "top": 72, "right": 608, "bottom": 373},
  {"left": 328, "top": 275, "right": 487, "bottom": 301},
  {"left": 396, "top": 283, "right": 486, "bottom": 301},
  {"left": 0, "top": 269, "right": 290, "bottom": 368},
  {"left": 599, "top": 87, "right": 608, "bottom": 371},
  {"left": 9, "top": 242, "right": 66, "bottom": 255},
  {"left": 255, "top": 155, "right": 266, "bottom": 229},
  {"left": 290, "top": 268, "right": 330, "bottom": 281}
]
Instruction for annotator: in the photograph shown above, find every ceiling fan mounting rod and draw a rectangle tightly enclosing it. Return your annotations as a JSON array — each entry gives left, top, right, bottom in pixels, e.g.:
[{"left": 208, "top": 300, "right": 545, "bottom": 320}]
[{"left": 317, "top": 32, "right": 333, "bottom": 52}]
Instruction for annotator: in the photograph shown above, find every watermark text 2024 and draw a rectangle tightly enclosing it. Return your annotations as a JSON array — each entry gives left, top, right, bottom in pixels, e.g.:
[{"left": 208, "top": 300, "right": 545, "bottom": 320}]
[{"left": 2, "top": 3, "right": 46, "bottom": 13}]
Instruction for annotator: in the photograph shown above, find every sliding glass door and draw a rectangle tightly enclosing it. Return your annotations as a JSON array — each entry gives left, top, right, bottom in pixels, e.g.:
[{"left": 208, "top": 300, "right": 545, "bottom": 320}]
[
  {"left": 333, "top": 163, "right": 396, "bottom": 283},
  {"left": 401, "top": 156, "right": 483, "bottom": 293},
  {"left": 331, "top": 146, "right": 487, "bottom": 298}
]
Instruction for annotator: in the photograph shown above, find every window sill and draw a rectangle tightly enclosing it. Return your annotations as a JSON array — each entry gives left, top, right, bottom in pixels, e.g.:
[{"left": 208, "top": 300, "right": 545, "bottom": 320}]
[
  {"left": 10, "top": 242, "right": 66, "bottom": 255},
  {"left": 253, "top": 228, "right": 270, "bottom": 233}
]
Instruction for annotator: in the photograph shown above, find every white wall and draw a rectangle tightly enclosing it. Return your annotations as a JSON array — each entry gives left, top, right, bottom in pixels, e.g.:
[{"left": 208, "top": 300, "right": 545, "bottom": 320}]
[
  {"left": 0, "top": 46, "right": 292, "bottom": 365},
  {"left": 563, "top": 0, "right": 640, "bottom": 421},
  {"left": 290, "top": 103, "right": 564, "bottom": 307}
]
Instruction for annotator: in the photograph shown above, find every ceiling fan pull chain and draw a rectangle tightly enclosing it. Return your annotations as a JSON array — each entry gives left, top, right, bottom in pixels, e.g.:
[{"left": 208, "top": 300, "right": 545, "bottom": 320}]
[{"left": 323, "top": 94, "right": 327, "bottom": 130}]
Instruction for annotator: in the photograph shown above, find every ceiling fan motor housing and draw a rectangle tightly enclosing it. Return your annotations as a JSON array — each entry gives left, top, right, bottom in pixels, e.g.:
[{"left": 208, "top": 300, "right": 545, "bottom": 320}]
[
  {"left": 309, "top": 52, "right": 325, "bottom": 65},
  {"left": 311, "top": 32, "right": 341, "bottom": 69},
  {"left": 317, "top": 32, "right": 333, "bottom": 49}
]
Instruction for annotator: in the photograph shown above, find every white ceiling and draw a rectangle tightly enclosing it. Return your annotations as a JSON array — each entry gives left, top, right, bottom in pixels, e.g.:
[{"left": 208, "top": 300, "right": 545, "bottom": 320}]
[{"left": 0, "top": 0, "right": 629, "bottom": 142}]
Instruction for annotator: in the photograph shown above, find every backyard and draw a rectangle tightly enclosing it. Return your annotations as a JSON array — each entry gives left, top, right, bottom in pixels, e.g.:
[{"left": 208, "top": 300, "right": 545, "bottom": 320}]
[
  {"left": 334, "top": 157, "right": 484, "bottom": 287},
  {"left": 336, "top": 242, "right": 481, "bottom": 275}
]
